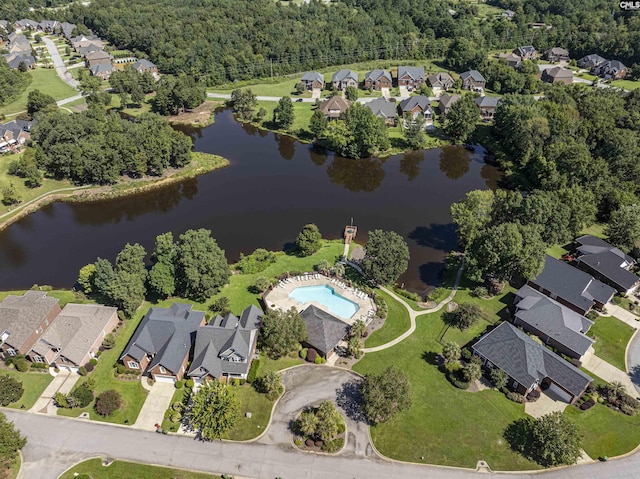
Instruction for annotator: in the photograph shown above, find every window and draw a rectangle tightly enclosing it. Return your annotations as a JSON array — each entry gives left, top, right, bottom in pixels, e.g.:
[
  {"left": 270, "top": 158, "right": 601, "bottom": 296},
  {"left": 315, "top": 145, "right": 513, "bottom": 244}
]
[
  {"left": 44, "top": 319, "right": 49, "bottom": 326},
  {"left": 159, "top": 366, "right": 167, "bottom": 374},
  {"left": 7, "top": 349, "right": 16, "bottom": 357},
  {"left": 127, "top": 361, "right": 139, "bottom": 369},
  {"left": 36, "top": 327, "right": 43, "bottom": 334},
  {"left": 33, "top": 356, "right": 45, "bottom": 363}
]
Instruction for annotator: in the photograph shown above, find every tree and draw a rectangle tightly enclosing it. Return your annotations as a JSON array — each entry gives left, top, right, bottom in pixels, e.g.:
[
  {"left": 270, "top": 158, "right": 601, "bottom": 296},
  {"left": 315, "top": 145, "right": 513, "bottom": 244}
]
[
  {"left": 404, "top": 115, "right": 426, "bottom": 149},
  {"left": 442, "top": 341, "right": 461, "bottom": 362},
  {"left": 0, "top": 412, "right": 26, "bottom": 474},
  {"left": 175, "top": 229, "right": 231, "bottom": 301},
  {"left": 77, "top": 264, "right": 96, "bottom": 294},
  {"left": 450, "top": 190, "right": 494, "bottom": 250},
  {"left": 296, "top": 223, "right": 322, "bottom": 256},
  {"left": 294, "top": 82, "right": 305, "bottom": 95},
  {"left": 361, "top": 230, "right": 409, "bottom": 284},
  {"left": 273, "top": 96, "right": 294, "bottom": 129},
  {"left": 450, "top": 303, "right": 481, "bottom": 330},
  {"left": 95, "top": 389, "right": 123, "bottom": 416},
  {"left": 187, "top": 380, "right": 239, "bottom": 440},
  {"left": 79, "top": 75, "right": 104, "bottom": 104},
  {"left": 0, "top": 375, "right": 23, "bottom": 406},
  {"left": 309, "top": 109, "right": 328, "bottom": 139},
  {"left": 230, "top": 88, "right": 257, "bottom": 120},
  {"left": 297, "top": 410, "right": 318, "bottom": 436},
  {"left": 258, "top": 307, "right": 307, "bottom": 359},
  {"left": 345, "top": 86, "right": 358, "bottom": 101},
  {"left": 605, "top": 204, "right": 640, "bottom": 252},
  {"left": 350, "top": 319, "right": 367, "bottom": 339},
  {"left": 208, "top": 296, "right": 230, "bottom": 316},
  {"left": 490, "top": 368, "right": 508, "bottom": 389},
  {"left": 149, "top": 232, "right": 177, "bottom": 297},
  {"left": 254, "top": 276, "right": 271, "bottom": 293},
  {"left": 93, "top": 258, "right": 116, "bottom": 298},
  {"left": 444, "top": 94, "right": 478, "bottom": 143},
  {"left": 343, "top": 103, "right": 390, "bottom": 158},
  {"left": 361, "top": 366, "right": 412, "bottom": 424},
  {"left": 27, "top": 89, "right": 56, "bottom": 116},
  {"left": 347, "top": 335, "right": 362, "bottom": 359},
  {"left": 254, "top": 371, "right": 283, "bottom": 400},
  {"left": 1, "top": 181, "right": 20, "bottom": 206},
  {"left": 463, "top": 361, "right": 482, "bottom": 382},
  {"left": 315, "top": 400, "right": 341, "bottom": 441}
]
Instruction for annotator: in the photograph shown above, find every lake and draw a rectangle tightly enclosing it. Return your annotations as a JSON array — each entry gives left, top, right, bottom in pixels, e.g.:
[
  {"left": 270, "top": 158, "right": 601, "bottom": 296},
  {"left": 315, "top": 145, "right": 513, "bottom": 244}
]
[{"left": 0, "top": 108, "right": 501, "bottom": 293}]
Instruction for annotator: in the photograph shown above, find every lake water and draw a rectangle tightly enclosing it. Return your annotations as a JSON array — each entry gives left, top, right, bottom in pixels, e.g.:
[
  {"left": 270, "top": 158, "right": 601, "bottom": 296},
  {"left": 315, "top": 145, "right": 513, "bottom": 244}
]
[{"left": 0, "top": 109, "right": 501, "bottom": 293}]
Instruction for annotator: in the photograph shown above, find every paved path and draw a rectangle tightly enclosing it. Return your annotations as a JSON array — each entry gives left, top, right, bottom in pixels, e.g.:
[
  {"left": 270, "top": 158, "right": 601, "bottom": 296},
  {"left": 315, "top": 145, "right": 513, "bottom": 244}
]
[
  {"left": 29, "top": 371, "right": 79, "bottom": 415},
  {"left": 132, "top": 382, "right": 173, "bottom": 431},
  {"left": 0, "top": 185, "right": 92, "bottom": 222},
  {"left": 606, "top": 304, "right": 640, "bottom": 330},
  {"left": 582, "top": 348, "right": 637, "bottom": 395},
  {"left": 57, "top": 94, "right": 84, "bottom": 106},
  {"left": 362, "top": 257, "right": 465, "bottom": 353},
  {"left": 42, "top": 37, "right": 79, "bottom": 89}
]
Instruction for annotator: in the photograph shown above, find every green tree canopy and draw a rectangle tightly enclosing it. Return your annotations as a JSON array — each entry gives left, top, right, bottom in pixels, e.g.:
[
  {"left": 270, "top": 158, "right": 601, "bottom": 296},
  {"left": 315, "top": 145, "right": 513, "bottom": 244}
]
[
  {"left": 0, "top": 375, "right": 23, "bottom": 407},
  {"left": 296, "top": 223, "right": 322, "bottom": 256},
  {"left": 444, "top": 94, "right": 478, "bottom": 143},
  {"left": 229, "top": 88, "right": 257, "bottom": 120},
  {"left": 26, "top": 89, "right": 56, "bottom": 116},
  {"left": 605, "top": 204, "right": 640, "bottom": 252},
  {"left": 273, "top": 96, "right": 294, "bottom": 129},
  {"left": 187, "top": 380, "right": 239, "bottom": 440},
  {"left": 309, "top": 109, "right": 328, "bottom": 139},
  {"left": 450, "top": 189, "right": 494, "bottom": 250},
  {"left": 149, "top": 232, "right": 177, "bottom": 298},
  {"left": 0, "top": 411, "right": 26, "bottom": 474},
  {"left": 362, "top": 366, "right": 412, "bottom": 424},
  {"left": 258, "top": 307, "right": 307, "bottom": 359},
  {"left": 361, "top": 229, "right": 410, "bottom": 285}
]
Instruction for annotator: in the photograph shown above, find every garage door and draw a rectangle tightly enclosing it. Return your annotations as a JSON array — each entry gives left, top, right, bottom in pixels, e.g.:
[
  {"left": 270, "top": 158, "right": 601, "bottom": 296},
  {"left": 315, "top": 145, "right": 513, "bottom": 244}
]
[
  {"left": 547, "top": 382, "right": 572, "bottom": 403},
  {"left": 154, "top": 375, "right": 175, "bottom": 383}
]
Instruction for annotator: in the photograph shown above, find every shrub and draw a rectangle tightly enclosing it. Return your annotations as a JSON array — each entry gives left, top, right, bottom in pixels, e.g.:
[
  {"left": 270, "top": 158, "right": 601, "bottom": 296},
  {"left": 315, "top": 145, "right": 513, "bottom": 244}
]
[
  {"left": 0, "top": 374, "right": 24, "bottom": 406},
  {"left": 15, "top": 358, "right": 30, "bottom": 372},
  {"left": 393, "top": 287, "right": 421, "bottom": 302},
  {"left": 83, "top": 377, "right": 96, "bottom": 391},
  {"left": 461, "top": 348, "right": 472, "bottom": 361},
  {"left": 322, "top": 438, "right": 344, "bottom": 453},
  {"left": 175, "top": 380, "right": 184, "bottom": 389},
  {"left": 84, "top": 362, "right": 95, "bottom": 373},
  {"left": 450, "top": 303, "right": 481, "bottom": 330},
  {"left": 54, "top": 392, "right": 69, "bottom": 408},
  {"left": 102, "top": 333, "right": 116, "bottom": 350},
  {"left": 314, "top": 355, "right": 324, "bottom": 364},
  {"left": 426, "top": 287, "right": 446, "bottom": 302},
  {"left": 95, "top": 389, "right": 123, "bottom": 416},
  {"left": 170, "top": 411, "right": 182, "bottom": 422},
  {"left": 78, "top": 366, "right": 88, "bottom": 376},
  {"left": 236, "top": 248, "right": 277, "bottom": 274},
  {"left": 306, "top": 348, "right": 317, "bottom": 363},
  {"left": 208, "top": 297, "right": 231, "bottom": 316},
  {"left": 305, "top": 438, "right": 315, "bottom": 447},
  {"left": 314, "top": 439, "right": 324, "bottom": 448},
  {"left": 89, "top": 358, "right": 98, "bottom": 365},
  {"left": 70, "top": 384, "right": 94, "bottom": 408},
  {"left": 507, "top": 392, "right": 525, "bottom": 404},
  {"left": 299, "top": 348, "right": 308, "bottom": 360},
  {"left": 294, "top": 438, "right": 302, "bottom": 446},
  {"left": 490, "top": 368, "right": 508, "bottom": 389},
  {"left": 116, "top": 364, "right": 126, "bottom": 375},
  {"left": 185, "top": 379, "right": 195, "bottom": 389},
  {"left": 471, "top": 286, "right": 488, "bottom": 298},
  {"left": 30, "top": 362, "right": 48, "bottom": 370},
  {"left": 247, "top": 359, "right": 260, "bottom": 383},
  {"left": 580, "top": 399, "right": 595, "bottom": 411}
]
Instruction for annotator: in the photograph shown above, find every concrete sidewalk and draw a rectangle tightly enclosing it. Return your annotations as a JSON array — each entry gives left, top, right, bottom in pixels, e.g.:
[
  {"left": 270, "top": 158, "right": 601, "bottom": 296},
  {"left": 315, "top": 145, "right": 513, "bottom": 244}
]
[
  {"left": 30, "top": 371, "right": 79, "bottom": 415},
  {"left": 582, "top": 348, "right": 637, "bottom": 396},
  {"left": 606, "top": 304, "right": 640, "bottom": 329},
  {"left": 132, "top": 381, "right": 174, "bottom": 430}
]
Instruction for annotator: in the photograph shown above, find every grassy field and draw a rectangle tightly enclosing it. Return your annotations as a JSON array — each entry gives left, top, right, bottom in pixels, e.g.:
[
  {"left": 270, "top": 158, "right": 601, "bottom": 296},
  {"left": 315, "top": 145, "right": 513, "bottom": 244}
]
[
  {"left": 223, "top": 383, "right": 275, "bottom": 440},
  {"left": 0, "top": 68, "right": 77, "bottom": 116},
  {"left": 365, "top": 290, "right": 411, "bottom": 348},
  {"left": 60, "top": 458, "right": 222, "bottom": 479},
  {"left": 161, "top": 387, "right": 189, "bottom": 432},
  {"left": 57, "top": 303, "right": 150, "bottom": 425},
  {"left": 253, "top": 100, "right": 316, "bottom": 138},
  {"left": 0, "top": 369, "right": 54, "bottom": 409},
  {"left": 611, "top": 79, "right": 640, "bottom": 91},
  {"left": 588, "top": 316, "right": 635, "bottom": 371}
]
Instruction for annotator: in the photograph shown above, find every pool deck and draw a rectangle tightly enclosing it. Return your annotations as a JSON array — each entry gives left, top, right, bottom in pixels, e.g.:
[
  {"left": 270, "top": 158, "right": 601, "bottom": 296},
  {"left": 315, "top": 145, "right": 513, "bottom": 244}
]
[{"left": 264, "top": 274, "right": 377, "bottom": 326}]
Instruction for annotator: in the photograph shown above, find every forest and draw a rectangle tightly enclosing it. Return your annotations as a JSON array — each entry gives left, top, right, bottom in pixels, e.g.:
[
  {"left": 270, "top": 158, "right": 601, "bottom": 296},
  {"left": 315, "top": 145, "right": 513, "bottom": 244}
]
[
  {"left": 0, "top": 60, "right": 31, "bottom": 106},
  {"left": 59, "top": 0, "right": 640, "bottom": 84}
]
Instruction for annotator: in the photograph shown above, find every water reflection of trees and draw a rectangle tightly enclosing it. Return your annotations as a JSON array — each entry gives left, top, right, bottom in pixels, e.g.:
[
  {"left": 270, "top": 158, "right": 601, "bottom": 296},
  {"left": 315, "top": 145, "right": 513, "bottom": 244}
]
[
  {"left": 438, "top": 145, "right": 471, "bottom": 180},
  {"left": 326, "top": 156, "right": 385, "bottom": 192},
  {"left": 399, "top": 150, "right": 425, "bottom": 181},
  {"left": 309, "top": 147, "right": 329, "bottom": 166},
  {"left": 481, "top": 163, "right": 501, "bottom": 190},
  {"left": 276, "top": 134, "right": 296, "bottom": 160}
]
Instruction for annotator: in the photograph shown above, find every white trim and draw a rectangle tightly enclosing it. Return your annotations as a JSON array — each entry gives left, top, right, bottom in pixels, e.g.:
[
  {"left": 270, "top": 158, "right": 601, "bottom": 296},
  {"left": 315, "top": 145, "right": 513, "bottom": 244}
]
[
  {"left": 127, "top": 360, "right": 139, "bottom": 369},
  {"left": 159, "top": 366, "right": 167, "bottom": 374},
  {"left": 32, "top": 356, "right": 45, "bottom": 363}
]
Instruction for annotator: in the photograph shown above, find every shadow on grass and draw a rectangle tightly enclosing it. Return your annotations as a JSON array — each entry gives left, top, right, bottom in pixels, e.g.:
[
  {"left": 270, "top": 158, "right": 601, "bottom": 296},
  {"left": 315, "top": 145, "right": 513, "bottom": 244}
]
[{"left": 335, "top": 379, "right": 367, "bottom": 423}]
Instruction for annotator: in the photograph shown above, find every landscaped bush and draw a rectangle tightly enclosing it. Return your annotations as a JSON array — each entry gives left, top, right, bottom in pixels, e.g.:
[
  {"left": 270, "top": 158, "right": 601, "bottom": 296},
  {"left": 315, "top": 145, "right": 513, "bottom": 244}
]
[
  {"left": 247, "top": 359, "right": 260, "bottom": 383},
  {"left": 0, "top": 374, "right": 24, "bottom": 406},
  {"left": 580, "top": 399, "right": 596, "bottom": 410},
  {"left": 95, "top": 389, "right": 123, "bottom": 416},
  {"left": 299, "top": 348, "right": 308, "bottom": 360},
  {"left": 471, "top": 286, "right": 488, "bottom": 298},
  {"left": 89, "top": 358, "right": 98, "bottom": 365},
  {"left": 507, "top": 391, "right": 525, "bottom": 404},
  {"left": 30, "top": 362, "right": 48, "bottom": 370},
  {"left": 175, "top": 380, "right": 184, "bottom": 389},
  {"left": 526, "top": 390, "right": 540, "bottom": 402},
  {"left": 102, "top": 333, "right": 116, "bottom": 350},
  {"left": 444, "top": 362, "right": 470, "bottom": 390},
  {"left": 393, "top": 287, "right": 421, "bottom": 302},
  {"left": 426, "top": 287, "right": 446, "bottom": 302},
  {"left": 461, "top": 348, "right": 472, "bottom": 361},
  {"left": 54, "top": 392, "right": 69, "bottom": 408},
  {"left": 70, "top": 384, "right": 94, "bottom": 408},
  {"left": 14, "top": 358, "right": 30, "bottom": 372},
  {"left": 236, "top": 248, "right": 277, "bottom": 274},
  {"left": 83, "top": 362, "right": 95, "bottom": 373},
  {"left": 306, "top": 348, "right": 317, "bottom": 363},
  {"left": 322, "top": 437, "right": 344, "bottom": 453},
  {"left": 185, "top": 379, "right": 195, "bottom": 389},
  {"left": 305, "top": 438, "right": 314, "bottom": 447},
  {"left": 78, "top": 366, "right": 88, "bottom": 376},
  {"left": 314, "top": 355, "right": 325, "bottom": 364},
  {"left": 116, "top": 364, "right": 126, "bottom": 375},
  {"left": 314, "top": 439, "right": 323, "bottom": 448}
]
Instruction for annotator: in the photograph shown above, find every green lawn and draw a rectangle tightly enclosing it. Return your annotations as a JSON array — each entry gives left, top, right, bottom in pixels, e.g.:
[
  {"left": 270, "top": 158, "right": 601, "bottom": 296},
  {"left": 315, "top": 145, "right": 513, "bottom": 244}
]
[
  {"left": 258, "top": 353, "right": 304, "bottom": 376},
  {"left": 7, "top": 454, "right": 20, "bottom": 479},
  {"left": 57, "top": 304, "right": 149, "bottom": 424},
  {"left": 611, "top": 79, "right": 640, "bottom": 91},
  {"left": 0, "top": 68, "right": 77, "bottom": 116},
  {"left": 60, "top": 458, "right": 222, "bottom": 479},
  {"left": 588, "top": 316, "right": 635, "bottom": 371},
  {"left": 546, "top": 244, "right": 568, "bottom": 259},
  {"left": 161, "top": 387, "right": 189, "bottom": 432},
  {"left": 365, "top": 290, "right": 411, "bottom": 348},
  {"left": 251, "top": 100, "right": 315, "bottom": 138},
  {"left": 0, "top": 289, "right": 96, "bottom": 306},
  {"left": 223, "top": 383, "right": 275, "bottom": 440},
  {"left": 0, "top": 369, "right": 54, "bottom": 410}
]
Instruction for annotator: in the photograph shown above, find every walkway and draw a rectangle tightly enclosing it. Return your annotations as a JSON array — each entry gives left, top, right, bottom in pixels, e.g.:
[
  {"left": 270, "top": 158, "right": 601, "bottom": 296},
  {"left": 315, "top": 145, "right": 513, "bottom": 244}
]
[
  {"left": 606, "top": 304, "right": 640, "bottom": 330},
  {"left": 132, "top": 381, "right": 174, "bottom": 431},
  {"left": 362, "top": 257, "right": 465, "bottom": 353},
  {"left": 42, "top": 37, "right": 79, "bottom": 89},
  {"left": 0, "top": 185, "right": 93, "bottom": 222},
  {"left": 29, "top": 371, "right": 79, "bottom": 415},
  {"left": 582, "top": 348, "right": 637, "bottom": 395}
]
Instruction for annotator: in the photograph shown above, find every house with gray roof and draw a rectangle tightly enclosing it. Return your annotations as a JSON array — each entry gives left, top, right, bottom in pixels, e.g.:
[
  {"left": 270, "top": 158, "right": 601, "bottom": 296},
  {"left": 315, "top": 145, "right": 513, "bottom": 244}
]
[
  {"left": 514, "top": 285, "right": 594, "bottom": 360},
  {"left": 575, "top": 235, "right": 639, "bottom": 295},
  {"left": 188, "top": 305, "right": 261, "bottom": 383},
  {"left": 319, "top": 95, "right": 351, "bottom": 120},
  {"left": 60, "top": 22, "right": 76, "bottom": 40},
  {"left": 398, "top": 95, "right": 433, "bottom": 124},
  {"left": 541, "top": 66, "right": 573, "bottom": 85},
  {"left": 332, "top": 69, "right": 358, "bottom": 91},
  {"left": 364, "top": 97, "right": 396, "bottom": 126},
  {"left": 0, "top": 20, "right": 9, "bottom": 32},
  {"left": 513, "top": 45, "right": 537, "bottom": 60},
  {"left": 437, "top": 94, "right": 461, "bottom": 116},
  {"left": 460, "top": 70, "right": 486, "bottom": 90},
  {"left": 363, "top": 69, "right": 392, "bottom": 90},
  {"left": 397, "top": 66, "right": 425, "bottom": 90},
  {"left": 120, "top": 303, "right": 206, "bottom": 382},
  {"left": 38, "top": 20, "right": 59, "bottom": 33},
  {"left": 14, "top": 19, "right": 40, "bottom": 32},
  {"left": 28, "top": 304, "right": 118, "bottom": 370},
  {"left": 472, "top": 322, "right": 593, "bottom": 403},
  {"left": 300, "top": 305, "right": 348, "bottom": 358},
  {"left": 545, "top": 47, "right": 570, "bottom": 63},
  {"left": 475, "top": 96, "right": 500, "bottom": 119},
  {"left": 594, "top": 59, "right": 627, "bottom": 79},
  {"left": 134, "top": 58, "right": 158, "bottom": 74},
  {"left": 85, "top": 50, "right": 112, "bottom": 68},
  {"left": 427, "top": 72, "right": 454, "bottom": 92},
  {"left": 577, "top": 54, "right": 607, "bottom": 69},
  {"left": 300, "top": 71, "right": 324, "bottom": 90},
  {"left": 0, "top": 291, "right": 61, "bottom": 358},
  {"left": 8, "top": 34, "right": 32, "bottom": 55},
  {"left": 90, "top": 63, "right": 114, "bottom": 80},
  {"left": 0, "top": 119, "right": 33, "bottom": 151},
  {"left": 528, "top": 256, "right": 616, "bottom": 315},
  {"left": 78, "top": 44, "right": 102, "bottom": 56},
  {"left": 499, "top": 52, "right": 522, "bottom": 69}
]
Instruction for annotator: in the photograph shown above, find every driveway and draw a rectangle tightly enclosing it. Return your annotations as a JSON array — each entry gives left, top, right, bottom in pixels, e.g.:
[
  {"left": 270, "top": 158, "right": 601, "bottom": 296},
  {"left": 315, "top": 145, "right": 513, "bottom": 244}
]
[
  {"left": 524, "top": 390, "right": 568, "bottom": 419},
  {"left": 380, "top": 87, "right": 390, "bottom": 98},
  {"left": 311, "top": 88, "right": 321, "bottom": 99},
  {"left": 606, "top": 304, "right": 640, "bottom": 329},
  {"left": 29, "top": 371, "right": 79, "bottom": 415},
  {"left": 42, "top": 37, "right": 79, "bottom": 89},
  {"left": 582, "top": 348, "right": 637, "bottom": 396},
  {"left": 133, "top": 381, "right": 174, "bottom": 430},
  {"left": 399, "top": 86, "right": 410, "bottom": 98}
]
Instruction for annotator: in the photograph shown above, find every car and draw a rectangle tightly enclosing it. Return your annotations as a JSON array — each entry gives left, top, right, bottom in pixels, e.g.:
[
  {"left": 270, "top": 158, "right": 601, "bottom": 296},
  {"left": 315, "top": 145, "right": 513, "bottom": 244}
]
[
  {"left": 473, "top": 86, "right": 484, "bottom": 93},
  {"left": 296, "top": 98, "right": 304, "bottom": 102}
]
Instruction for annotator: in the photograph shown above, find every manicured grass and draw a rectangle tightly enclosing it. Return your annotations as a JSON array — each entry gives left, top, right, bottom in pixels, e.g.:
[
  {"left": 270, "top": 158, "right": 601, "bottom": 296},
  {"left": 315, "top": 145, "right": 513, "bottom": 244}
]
[
  {"left": 588, "top": 316, "right": 635, "bottom": 371},
  {"left": 60, "top": 458, "right": 222, "bottom": 479},
  {"left": 0, "top": 68, "right": 77, "bottom": 116},
  {"left": 580, "top": 223, "right": 606, "bottom": 239},
  {"left": 259, "top": 353, "right": 304, "bottom": 375},
  {"left": 546, "top": 244, "right": 568, "bottom": 259},
  {"left": 0, "top": 289, "right": 96, "bottom": 307},
  {"left": 252, "top": 100, "right": 315, "bottom": 137},
  {"left": 565, "top": 403, "right": 640, "bottom": 458},
  {"left": 57, "top": 304, "right": 150, "bottom": 424},
  {"left": 365, "top": 290, "right": 411, "bottom": 348},
  {"left": 611, "top": 80, "right": 640, "bottom": 91},
  {"left": 7, "top": 454, "right": 20, "bottom": 479},
  {"left": 223, "top": 383, "right": 275, "bottom": 440},
  {"left": 618, "top": 296, "right": 640, "bottom": 316},
  {"left": 161, "top": 387, "right": 189, "bottom": 432},
  {"left": 0, "top": 369, "right": 54, "bottom": 410}
]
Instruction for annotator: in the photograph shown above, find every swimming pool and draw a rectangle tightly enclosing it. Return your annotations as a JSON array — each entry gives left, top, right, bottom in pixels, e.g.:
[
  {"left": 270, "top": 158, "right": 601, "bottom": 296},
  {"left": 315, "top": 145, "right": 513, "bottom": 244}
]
[{"left": 289, "top": 285, "right": 359, "bottom": 319}]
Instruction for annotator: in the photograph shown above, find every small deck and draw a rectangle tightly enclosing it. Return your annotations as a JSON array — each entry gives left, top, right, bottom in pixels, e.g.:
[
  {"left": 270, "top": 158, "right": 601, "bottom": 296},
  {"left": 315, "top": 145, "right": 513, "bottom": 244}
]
[{"left": 344, "top": 225, "right": 357, "bottom": 244}]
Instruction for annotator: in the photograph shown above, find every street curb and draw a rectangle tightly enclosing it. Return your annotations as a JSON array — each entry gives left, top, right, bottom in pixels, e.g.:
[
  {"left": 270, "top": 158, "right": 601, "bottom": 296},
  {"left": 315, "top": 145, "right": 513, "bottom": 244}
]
[{"left": 624, "top": 326, "right": 640, "bottom": 375}]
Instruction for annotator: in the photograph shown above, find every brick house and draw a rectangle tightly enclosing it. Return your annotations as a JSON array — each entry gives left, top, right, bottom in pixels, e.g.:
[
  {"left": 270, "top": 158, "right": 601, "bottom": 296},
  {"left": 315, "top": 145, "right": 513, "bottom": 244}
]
[
  {"left": 427, "top": 72, "right": 454, "bottom": 92},
  {"left": 397, "top": 66, "right": 425, "bottom": 90},
  {"left": 541, "top": 66, "right": 574, "bottom": 84},
  {"left": 474, "top": 96, "right": 500, "bottom": 119},
  {"left": 134, "top": 58, "right": 158, "bottom": 74},
  {"left": 331, "top": 69, "right": 358, "bottom": 91},
  {"left": 594, "top": 60, "right": 627, "bottom": 79},
  {"left": 363, "top": 69, "right": 392, "bottom": 90},
  {"left": 85, "top": 50, "right": 112, "bottom": 68},
  {"left": 319, "top": 95, "right": 351, "bottom": 120},
  {"left": 545, "top": 47, "right": 570, "bottom": 63},
  {"left": 460, "top": 70, "right": 486, "bottom": 90},
  {"left": 300, "top": 72, "right": 324, "bottom": 90},
  {"left": 398, "top": 96, "right": 433, "bottom": 125},
  {"left": 513, "top": 45, "right": 537, "bottom": 61}
]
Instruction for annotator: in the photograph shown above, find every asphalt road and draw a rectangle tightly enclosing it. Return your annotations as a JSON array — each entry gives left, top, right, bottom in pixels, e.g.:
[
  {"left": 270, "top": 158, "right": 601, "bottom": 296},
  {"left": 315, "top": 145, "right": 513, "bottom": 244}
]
[
  {"left": 626, "top": 330, "right": 640, "bottom": 395},
  {"left": 42, "top": 37, "right": 79, "bottom": 89}
]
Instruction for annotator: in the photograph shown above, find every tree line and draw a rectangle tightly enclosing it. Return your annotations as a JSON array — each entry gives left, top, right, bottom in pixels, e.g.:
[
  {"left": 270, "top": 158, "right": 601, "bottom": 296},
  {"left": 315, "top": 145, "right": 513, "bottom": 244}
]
[{"left": 0, "top": 59, "right": 31, "bottom": 107}]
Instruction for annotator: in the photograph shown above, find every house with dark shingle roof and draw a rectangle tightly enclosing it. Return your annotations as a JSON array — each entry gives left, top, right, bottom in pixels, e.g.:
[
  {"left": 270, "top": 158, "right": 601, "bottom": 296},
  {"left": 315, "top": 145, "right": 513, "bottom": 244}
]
[
  {"left": 574, "top": 235, "right": 639, "bottom": 296},
  {"left": 134, "top": 58, "right": 158, "bottom": 75},
  {"left": 363, "top": 69, "right": 392, "bottom": 90},
  {"left": 528, "top": 256, "right": 616, "bottom": 315},
  {"left": 460, "top": 70, "right": 486, "bottom": 90},
  {"left": 475, "top": 96, "right": 500, "bottom": 119},
  {"left": 319, "top": 95, "right": 351, "bottom": 120},
  {"left": 577, "top": 54, "right": 607, "bottom": 69},
  {"left": 301, "top": 72, "right": 324, "bottom": 90},
  {"left": 541, "top": 66, "right": 573, "bottom": 84},
  {"left": 331, "top": 69, "right": 358, "bottom": 91},
  {"left": 427, "top": 72, "right": 454, "bottom": 92},
  {"left": 472, "top": 322, "right": 593, "bottom": 404},
  {"left": 397, "top": 66, "right": 425, "bottom": 90},
  {"left": 0, "top": 291, "right": 61, "bottom": 358},
  {"left": 364, "top": 97, "right": 396, "bottom": 126},
  {"left": 4, "top": 53, "right": 35, "bottom": 70},
  {"left": 594, "top": 60, "right": 627, "bottom": 79},
  {"left": 90, "top": 63, "right": 114, "bottom": 80},
  {"left": 28, "top": 304, "right": 118, "bottom": 371},
  {"left": 438, "top": 94, "right": 461, "bottom": 116},
  {"left": 0, "top": 21, "right": 8, "bottom": 32},
  {"left": 398, "top": 96, "right": 433, "bottom": 124},
  {"left": 38, "top": 20, "right": 59, "bottom": 33},
  {"left": 545, "top": 47, "right": 570, "bottom": 63},
  {"left": 514, "top": 285, "right": 594, "bottom": 360},
  {"left": 300, "top": 305, "right": 348, "bottom": 358},
  {"left": 513, "top": 46, "right": 537, "bottom": 60},
  {"left": 188, "top": 305, "right": 261, "bottom": 383},
  {"left": 14, "top": 19, "right": 39, "bottom": 32},
  {"left": 120, "top": 303, "right": 206, "bottom": 382},
  {"left": 85, "top": 50, "right": 112, "bottom": 68},
  {"left": 499, "top": 52, "right": 522, "bottom": 69},
  {"left": 60, "top": 22, "right": 76, "bottom": 41}
]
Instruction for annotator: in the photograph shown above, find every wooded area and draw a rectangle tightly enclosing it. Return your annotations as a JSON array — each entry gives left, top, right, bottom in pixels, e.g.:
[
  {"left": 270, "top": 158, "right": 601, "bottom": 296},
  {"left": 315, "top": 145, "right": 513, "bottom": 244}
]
[{"left": 0, "top": 60, "right": 31, "bottom": 106}]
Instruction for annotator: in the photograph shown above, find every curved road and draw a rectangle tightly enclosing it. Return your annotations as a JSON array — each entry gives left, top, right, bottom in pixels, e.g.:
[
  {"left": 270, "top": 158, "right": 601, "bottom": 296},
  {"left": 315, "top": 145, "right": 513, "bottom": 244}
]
[
  {"left": 626, "top": 330, "right": 640, "bottom": 395},
  {"left": 42, "top": 37, "right": 79, "bottom": 90}
]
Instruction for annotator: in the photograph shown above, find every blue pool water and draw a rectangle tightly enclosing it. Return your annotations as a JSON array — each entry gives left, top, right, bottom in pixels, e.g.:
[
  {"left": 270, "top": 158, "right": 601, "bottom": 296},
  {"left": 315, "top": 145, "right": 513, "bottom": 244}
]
[{"left": 289, "top": 285, "right": 359, "bottom": 319}]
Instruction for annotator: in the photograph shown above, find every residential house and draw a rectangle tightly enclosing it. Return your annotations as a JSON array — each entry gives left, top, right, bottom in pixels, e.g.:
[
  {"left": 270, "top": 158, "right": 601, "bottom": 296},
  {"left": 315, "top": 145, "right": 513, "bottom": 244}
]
[
  {"left": 84, "top": 50, "right": 112, "bottom": 68},
  {"left": 545, "top": 47, "right": 570, "bottom": 63},
  {"left": 27, "top": 304, "right": 118, "bottom": 371},
  {"left": 77, "top": 44, "right": 102, "bottom": 57},
  {"left": 8, "top": 34, "right": 32, "bottom": 55},
  {"left": 331, "top": 69, "right": 358, "bottom": 91},
  {"left": 187, "top": 305, "right": 262, "bottom": 383},
  {"left": 134, "top": 58, "right": 158, "bottom": 75},
  {"left": 398, "top": 96, "right": 433, "bottom": 124},
  {"left": 499, "top": 52, "right": 522, "bottom": 69},
  {"left": 300, "top": 71, "right": 324, "bottom": 90},
  {"left": 438, "top": 94, "right": 461, "bottom": 116},
  {"left": 574, "top": 235, "right": 639, "bottom": 296},
  {"left": 364, "top": 97, "right": 396, "bottom": 126},
  {"left": 14, "top": 19, "right": 40, "bottom": 32},
  {"left": 460, "top": 70, "right": 486, "bottom": 90},
  {"left": 513, "top": 285, "right": 594, "bottom": 360},
  {"left": 577, "top": 54, "right": 607, "bottom": 69},
  {"left": 397, "top": 66, "right": 425, "bottom": 91},
  {"left": 120, "top": 303, "right": 206, "bottom": 382},
  {"left": 472, "top": 322, "right": 592, "bottom": 404},
  {"left": 300, "top": 305, "right": 348, "bottom": 358},
  {"left": 319, "top": 95, "right": 351, "bottom": 120},
  {"left": 72, "top": 35, "right": 105, "bottom": 51},
  {"left": 0, "top": 21, "right": 8, "bottom": 32},
  {"left": 474, "top": 96, "right": 500, "bottom": 120},
  {"left": 427, "top": 72, "right": 454, "bottom": 92},
  {"left": 90, "top": 63, "right": 114, "bottom": 80},
  {"left": 502, "top": 9, "right": 516, "bottom": 19},
  {"left": 38, "top": 20, "right": 59, "bottom": 33},
  {"left": 60, "top": 22, "right": 76, "bottom": 41},
  {"left": 541, "top": 66, "right": 573, "bottom": 84},
  {"left": 0, "top": 119, "right": 33, "bottom": 152},
  {"left": 0, "top": 291, "right": 61, "bottom": 358},
  {"left": 594, "top": 60, "right": 627, "bottom": 79},
  {"left": 528, "top": 255, "right": 616, "bottom": 315},
  {"left": 4, "top": 53, "right": 35, "bottom": 70},
  {"left": 363, "top": 69, "right": 392, "bottom": 91},
  {"left": 513, "top": 46, "right": 537, "bottom": 60}
]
